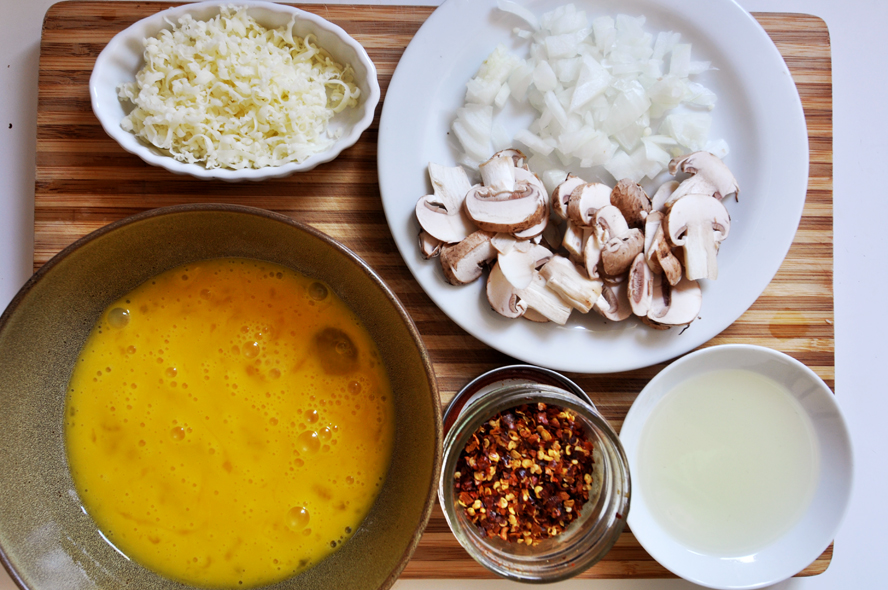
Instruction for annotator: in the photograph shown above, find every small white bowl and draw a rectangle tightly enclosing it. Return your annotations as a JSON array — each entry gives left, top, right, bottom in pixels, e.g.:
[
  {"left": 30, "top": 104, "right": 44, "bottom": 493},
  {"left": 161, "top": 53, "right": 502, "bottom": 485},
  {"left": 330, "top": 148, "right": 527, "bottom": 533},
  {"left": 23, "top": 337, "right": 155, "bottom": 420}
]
[
  {"left": 89, "top": 0, "right": 380, "bottom": 181},
  {"left": 620, "top": 345, "right": 853, "bottom": 590}
]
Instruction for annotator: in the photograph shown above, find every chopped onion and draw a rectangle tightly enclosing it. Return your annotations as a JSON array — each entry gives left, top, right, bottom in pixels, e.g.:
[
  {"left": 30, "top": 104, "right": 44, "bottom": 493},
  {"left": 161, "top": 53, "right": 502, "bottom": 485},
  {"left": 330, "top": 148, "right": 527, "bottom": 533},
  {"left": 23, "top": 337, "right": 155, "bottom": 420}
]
[{"left": 453, "top": 3, "right": 728, "bottom": 178}]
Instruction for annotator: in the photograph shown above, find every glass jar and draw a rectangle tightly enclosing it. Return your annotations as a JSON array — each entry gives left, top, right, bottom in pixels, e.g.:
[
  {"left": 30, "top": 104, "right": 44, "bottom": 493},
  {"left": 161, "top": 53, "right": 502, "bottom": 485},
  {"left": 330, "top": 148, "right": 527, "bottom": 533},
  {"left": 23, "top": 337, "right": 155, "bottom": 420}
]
[{"left": 439, "top": 366, "right": 631, "bottom": 583}]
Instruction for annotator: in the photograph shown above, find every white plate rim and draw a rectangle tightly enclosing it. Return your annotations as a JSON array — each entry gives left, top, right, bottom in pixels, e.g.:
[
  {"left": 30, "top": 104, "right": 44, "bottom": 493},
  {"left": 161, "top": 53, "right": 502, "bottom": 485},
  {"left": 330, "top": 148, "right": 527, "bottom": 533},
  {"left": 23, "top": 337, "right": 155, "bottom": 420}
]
[
  {"left": 619, "top": 344, "right": 854, "bottom": 589},
  {"left": 89, "top": 0, "right": 381, "bottom": 182},
  {"left": 377, "top": 0, "right": 809, "bottom": 373}
]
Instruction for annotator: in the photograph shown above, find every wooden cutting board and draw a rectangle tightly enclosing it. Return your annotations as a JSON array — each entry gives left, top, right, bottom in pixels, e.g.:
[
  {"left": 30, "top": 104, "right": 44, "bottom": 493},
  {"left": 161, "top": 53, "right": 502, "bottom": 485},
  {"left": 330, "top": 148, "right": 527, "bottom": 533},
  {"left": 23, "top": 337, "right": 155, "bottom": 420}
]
[{"left": 35, "top": 2, "right": 833, "bottom": 579}]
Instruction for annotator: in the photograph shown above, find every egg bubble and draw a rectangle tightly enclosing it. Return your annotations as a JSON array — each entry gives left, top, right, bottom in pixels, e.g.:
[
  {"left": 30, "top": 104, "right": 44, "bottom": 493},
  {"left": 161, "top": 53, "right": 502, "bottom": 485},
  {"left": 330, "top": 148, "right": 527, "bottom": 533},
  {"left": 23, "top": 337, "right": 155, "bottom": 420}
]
[
  {"left": 286, "top": 506, "right": 310, "bottom": 531},
  {"left": 297, "top": 431, "right": 320, "bottom": 455},
  {"left": 166, "top": 367, "right": 178, "bottom": 379},
  {"left": 108, "top": 308, "right": 130, "bottom": 329},
  {"left": 306, "top": 410, "right": 319, "bottom": 424},
  {"left": 308, "top": 282, "right": 328, "bottom": 301},
  {"left": 319, "top": 427, "right": 332, "bottom": 441},
  {"left": 243, "top": 342, "right": 260, "bottom": 359}
]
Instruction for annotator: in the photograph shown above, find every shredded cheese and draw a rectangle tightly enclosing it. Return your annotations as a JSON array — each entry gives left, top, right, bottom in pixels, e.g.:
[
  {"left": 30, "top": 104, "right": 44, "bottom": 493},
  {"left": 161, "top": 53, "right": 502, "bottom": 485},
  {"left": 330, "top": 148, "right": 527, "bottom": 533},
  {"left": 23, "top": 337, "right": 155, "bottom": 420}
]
[{"left": 118, "top": 5, "right": 360, "bottom": 169}]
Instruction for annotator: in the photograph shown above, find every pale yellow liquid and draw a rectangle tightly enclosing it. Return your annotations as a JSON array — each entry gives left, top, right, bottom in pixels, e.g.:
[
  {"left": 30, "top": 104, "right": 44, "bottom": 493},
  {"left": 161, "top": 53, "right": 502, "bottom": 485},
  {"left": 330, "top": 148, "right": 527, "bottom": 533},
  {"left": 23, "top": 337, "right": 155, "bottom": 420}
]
[
  {"left": 65, "top": 258, "right": 395, "bottom": 588},
  {"left": 638, "top": 369, "right": 819, "bottom": 556}
]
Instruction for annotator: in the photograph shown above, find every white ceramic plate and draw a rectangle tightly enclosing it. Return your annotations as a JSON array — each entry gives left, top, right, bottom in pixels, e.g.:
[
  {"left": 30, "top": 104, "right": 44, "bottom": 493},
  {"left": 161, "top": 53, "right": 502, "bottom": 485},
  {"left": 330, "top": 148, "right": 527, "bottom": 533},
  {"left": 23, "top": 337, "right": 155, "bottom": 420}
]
[
  {"left": 620, "top": 345, "right": 853, "bottom": 589},
  {"left": 377, "top": 0, "right": 808, "bottom": 373},
  {"left": 90, "top": 0, "right": 380, "bottom": 182}
]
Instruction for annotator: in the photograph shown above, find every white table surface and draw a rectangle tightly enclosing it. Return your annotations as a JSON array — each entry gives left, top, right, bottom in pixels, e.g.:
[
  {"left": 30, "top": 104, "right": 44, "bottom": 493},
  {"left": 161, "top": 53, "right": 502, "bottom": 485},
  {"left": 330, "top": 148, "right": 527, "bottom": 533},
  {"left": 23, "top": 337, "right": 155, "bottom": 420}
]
[{"left": 1, "top": 0, "right": 885, "bottom": 589}]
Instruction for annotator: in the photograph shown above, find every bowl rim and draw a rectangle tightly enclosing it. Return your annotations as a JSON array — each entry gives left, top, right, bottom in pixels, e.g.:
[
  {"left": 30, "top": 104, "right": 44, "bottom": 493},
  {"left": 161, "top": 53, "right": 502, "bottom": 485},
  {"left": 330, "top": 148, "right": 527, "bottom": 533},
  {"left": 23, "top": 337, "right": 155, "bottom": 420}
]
[
  {"left": 0, "top": 203, "right": 442, "bottom": 590},
  {"left": 620, "top": 344, "right": 854, "bottom": 590},
  {"left": 89, "top": 0, "right": 381, "bottom": 181}
]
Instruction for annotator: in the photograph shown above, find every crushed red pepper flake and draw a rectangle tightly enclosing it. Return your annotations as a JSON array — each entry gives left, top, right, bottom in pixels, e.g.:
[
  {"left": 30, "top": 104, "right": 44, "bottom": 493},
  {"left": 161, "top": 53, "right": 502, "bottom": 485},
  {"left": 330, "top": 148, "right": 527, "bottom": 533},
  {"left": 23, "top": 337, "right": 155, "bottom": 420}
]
[{"left": 454, "top": 402, "right": 597, "bottom": 545}]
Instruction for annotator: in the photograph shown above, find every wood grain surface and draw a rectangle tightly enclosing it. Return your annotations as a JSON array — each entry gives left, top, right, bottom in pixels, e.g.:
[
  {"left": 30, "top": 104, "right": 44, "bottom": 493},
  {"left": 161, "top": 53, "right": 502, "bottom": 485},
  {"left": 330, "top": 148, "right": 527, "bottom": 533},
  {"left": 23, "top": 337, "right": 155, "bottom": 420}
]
[{"left": 35, "top": 3, "right": 833, "bottom": 580}]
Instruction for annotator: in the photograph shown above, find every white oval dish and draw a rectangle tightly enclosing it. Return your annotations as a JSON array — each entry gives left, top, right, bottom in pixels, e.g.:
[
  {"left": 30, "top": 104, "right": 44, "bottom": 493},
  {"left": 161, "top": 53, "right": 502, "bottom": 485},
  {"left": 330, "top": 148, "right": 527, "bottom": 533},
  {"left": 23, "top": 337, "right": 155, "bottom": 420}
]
[
  {"left": 90, "top": 0, "right": 380, "bottom": 182},
  {"left": 377, "top": 0, "right": 809, "bottom": 373},
  {"left": 620, "top": 345, "right": 853, "bottom": 590}
]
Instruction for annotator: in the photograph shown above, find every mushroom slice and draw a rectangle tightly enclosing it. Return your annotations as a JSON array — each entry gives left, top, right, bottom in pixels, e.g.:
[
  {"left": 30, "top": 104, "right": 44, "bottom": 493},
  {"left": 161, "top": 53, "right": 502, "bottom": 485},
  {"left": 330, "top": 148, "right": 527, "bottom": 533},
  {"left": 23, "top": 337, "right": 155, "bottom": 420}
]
[
  {"left": 628, "top": 252, "right": 653, "bottom": 317},
  {"left": 415, "top": 194, "right": 477, "bottom": 243},
  {"left": 428, "top": 162, "right": 473, "bottom": 212},
  {"left": 514, "top": 167, "right": 548, "bottom": 196},
  {"left": 491, "top": 148, "right": 529, "bottom": 170},
  {"left": 418, "top": 231, "right": 442, "bottom": 259},
  {"left": 583, "top": 226, "right": 603, "bottom": 279},
  {"left": 539, "top": 255, "right": 603, "bottom": 314},
  {"left": 666, "top": 194, "right": 730, "bottom": 281},
  {"left": 540, "top": 217, "right": 565, "bottom": 252},
  {"left": 487, "top": 262, "right": 528, "bottom": 319},
  {"left": 593, "top": 205, "right": 630, "bottom": 244},
  {"left": 610, "top": 179, "right": 651, "bottom": 229},
  {"left": 415, "top": 162, "right": 476, "bottom": 243},
  {"left": 644, "top": 212, "right": 682, "bottom": 286},
  {"left": 513, "top": 212, "right": 548, "bottom": 240},
  {"left": 568, "top": 182, "right": 612, "bottom": 226},
  {"left": 464, "top": 182, "right": 547, "bottom": 233},
  {"left": 559, "top": 219, "right": 583, "bottom": 259},
  {"left": 440, "top": 230, "right": 496, "bottom": 285},
  {"left": 651, "top": 180, "right": 679, "bottom": 213},
  {"left": 666, "top": 151, "right": 740, "bottom": 205},
  {"left": 645, "top": 275, "right": 702, "bottom": 328},
  {"left": 552, "top": 173, "right": 586, "bottom": 219},
  {"left": 479, "top": 153, "right": 518, "bottom": 193},
  {"left": 522, "top": 308, "right": 550, "bottom": 323},
  {"left": 498, "top": 243, "right": 552, "bottom": 290},
  {"left": 491, "top": 233, "right": 518, "bottom": 255},
  {"left": 593, "top": 281, "right": 632, "bottom": 322},
  {"left": 593, "top": 206, "right": 640, "bottom": 278},
  {"left": 519, "top": 271, "right": 572, "bottom": 325},
  {"left": 601, "top": 228, "right": 644, "bottom": 278}
]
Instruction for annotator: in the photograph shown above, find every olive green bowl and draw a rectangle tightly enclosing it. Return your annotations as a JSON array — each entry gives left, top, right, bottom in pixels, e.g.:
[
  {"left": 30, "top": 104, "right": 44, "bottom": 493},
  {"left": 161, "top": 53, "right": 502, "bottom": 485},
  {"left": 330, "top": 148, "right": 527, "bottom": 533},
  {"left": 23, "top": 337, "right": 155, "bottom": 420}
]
[{"left": 0, "top": 204, "right": 441, "bottom": 590}]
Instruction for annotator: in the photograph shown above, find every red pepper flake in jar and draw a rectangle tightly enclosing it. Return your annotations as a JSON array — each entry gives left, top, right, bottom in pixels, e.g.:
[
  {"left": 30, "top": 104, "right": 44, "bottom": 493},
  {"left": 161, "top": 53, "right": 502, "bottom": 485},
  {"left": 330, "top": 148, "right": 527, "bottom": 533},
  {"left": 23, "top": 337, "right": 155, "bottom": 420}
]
[{"left": 453, "top": 402, "right": 598, "bottom": 545}]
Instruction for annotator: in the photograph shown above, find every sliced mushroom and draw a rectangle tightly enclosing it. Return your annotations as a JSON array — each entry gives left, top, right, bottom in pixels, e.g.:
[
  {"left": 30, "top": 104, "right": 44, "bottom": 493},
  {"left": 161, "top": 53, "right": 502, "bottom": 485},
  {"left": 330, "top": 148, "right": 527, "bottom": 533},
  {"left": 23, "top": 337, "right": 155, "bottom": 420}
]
[
  {"left": 491, "top": 148, "right": 529, "bottom": 170},
  {"left": 491, "top": 233, "right": 517, "bottom": 254},
  {"left": 552, "top": 174, "right": 585, "bottom": 219},
  {"left": 498, "top": 242, "right": 552, "bottom": 290},
  {"left": 464, "top": 182, "right": 548, "bottom": 233},
  {"left": 429, "top": 162, "right": 473, "bottom": 211},
  {"left": 666, "top": 151, "right": 740, "bottom": 205},
  {"left": 440, "top": 230, "right": 496, "bottom": 285},
  {"left": 562, "top": 219, "right": 586, "bottom": 260},
  {"left": 567, "top": 182, "right": 612, "bottom": 226},
  {"left": 645, "top": 274, "right": 702, "bottom": 328},
  {"left": 601, "top": 228, "right": 644, "bottom": 277},
  {"left": 539, "top": 255, "right": 603, "bottom": 314},
  {"left": 628, "top": 252, "right": 653, "bottom": 317},
  {"left": 610, "top": 179, "right": 651, "bottom": 229},
  {"left": 479, "top": 153, "right": 518, "bottom": 193},
  {"left": 418, "top": 230, "right": 442, "bottom": 259},
  {"left": 644, "top": 211, "right": 682, "bottom": 286},
  {"left": 666, "top": 194, "right": 730, "bottom": 281},
  {"left": 487, "top": 262, "right": 528, "bottom": 319},
  {"left": 651, "top": 180, "right": 679, "bottom": 212},
  {"left": 513, "top": 212, "right": 548, "bottom": 239},
  {"left": 415, "top": 163, "right": 476, "bottom": 244},
  {"left": 523, "top": 308, "right": 550, "bottom": 323},
  {"left": 540, "top": 217, "right": 565, "bottom": 252},
  {"left": 593, "top": 281, "right": 632, "bottom": 322},
  {"left": 593, "top": 206, "right": 642, "bottom": 278},
  {"left": 519, "top": 271, "right": 573, "bottom": 325},
  {"left": 583, "top": 226, "right": 602, "bottom": 279}
]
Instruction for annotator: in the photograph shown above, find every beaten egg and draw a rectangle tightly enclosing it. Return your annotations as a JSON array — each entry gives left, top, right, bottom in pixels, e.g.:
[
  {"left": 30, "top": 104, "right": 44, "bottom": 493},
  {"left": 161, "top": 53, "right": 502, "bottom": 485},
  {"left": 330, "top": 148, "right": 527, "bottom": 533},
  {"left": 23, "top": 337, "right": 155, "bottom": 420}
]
[{"left": 65, "top": 258, "right": 395, "bottom": 588}]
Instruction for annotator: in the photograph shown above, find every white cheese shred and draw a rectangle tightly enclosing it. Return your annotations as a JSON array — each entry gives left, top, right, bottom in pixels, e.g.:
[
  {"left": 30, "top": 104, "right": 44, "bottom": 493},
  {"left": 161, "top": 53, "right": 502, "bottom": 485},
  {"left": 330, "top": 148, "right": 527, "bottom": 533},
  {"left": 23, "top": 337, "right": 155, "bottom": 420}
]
[{"left": 118, "top": 5, "right": 361, "bottom": 170}]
